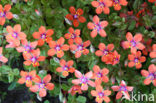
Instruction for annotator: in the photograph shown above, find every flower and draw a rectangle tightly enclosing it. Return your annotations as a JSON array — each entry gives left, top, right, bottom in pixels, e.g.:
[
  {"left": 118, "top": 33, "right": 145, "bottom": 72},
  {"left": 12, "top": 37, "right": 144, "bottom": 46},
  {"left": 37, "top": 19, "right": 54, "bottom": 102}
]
[
  {"left": 64, "top": 27, "right": 81, "bottom": 44},
  {"left": 141, "top": 38, "right": 152, "bottom": 56},
  {"left": 148, "top": 0, "right": 156, "bottom": 6},
  {"left": 23, "top": 49, "right": 45, "bottom": 67},
  {"left": 5, "top": 38, "right": 20, "bottom": 48},
  {"left": 87, "top": 15, "right": 108, "bottom": 38},
  {"left": 95, "top": 43, "right": 114, "bottom": 63},
  {"left": 65, "top": 6, "right": 86, "bottom": 27},
  {"left": 91, "top": 85, "right": 111, "bottom": 103},
  {"left": 6, "top": 24, "right": 27, "bottom": 47},
  {"left": 30, "top": 74, "right": 54, "bottom": 97},
  {"left": 32, "top": 26, "right": 54, "bottom": 46},
  {"left": 91, "top": 0, "right": 112, "bottom": 14},
  {"left": 141, "top": 64, "right": 156, "bottom": 86},
  {"left": 122, "top": 32, "right": 145, "bottom": 54},
  {"left": 111, "top": 80, "right": 133, "bottom": 100},
  {"left": 106, "top": 50, "right": 120, "bottom": 65},
  {"left": 16, "top": 39, "right": 37, "bottom": 53},
  {"left": 70, "top": 39, "right": 90, "bottom": 58},
  {"left": 112, "top": 0, "right": 128, "bottom": 11},
  {"left": 128, "top": 51, "right": 146, "bottom": 69},
  {"left": 48, "top": 37, "right": 69, "bottom": 58},
  {"left": 0, "top": 4, "right": 13, "bottom": 25},
  {"left": 92, "top": 65, "right": 109, "bottom": 85},
  {"left": 56, "top": 59, "right": 75, "bottom": 77},
  {"left": 150, "top": 44, "right": 156, "bottom": 58},
  {"left": 0, "top": 47, "right": 8, "bottom": 63},
  {"left": 68, "top": 85, "right": 82, "bottom": 96},
  {"left": 18, "top": 70, "right": 37, "bottom": 87},
  {"left": 72, "top": 70, "right": 95, "bottom": 91}
]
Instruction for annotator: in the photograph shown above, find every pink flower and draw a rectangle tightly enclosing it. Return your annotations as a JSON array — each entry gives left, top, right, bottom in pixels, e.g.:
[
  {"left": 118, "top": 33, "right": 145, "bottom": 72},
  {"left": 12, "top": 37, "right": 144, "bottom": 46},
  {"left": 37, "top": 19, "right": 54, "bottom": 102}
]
[{"left": 0, "top": 47, "right": 8, "bottom": 63}]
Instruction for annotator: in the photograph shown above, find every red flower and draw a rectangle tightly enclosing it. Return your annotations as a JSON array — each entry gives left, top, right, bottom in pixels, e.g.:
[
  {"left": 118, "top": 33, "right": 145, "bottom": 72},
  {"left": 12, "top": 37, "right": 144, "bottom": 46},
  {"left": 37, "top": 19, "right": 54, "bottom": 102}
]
[
  {"left": 72, "top": 70, "right": 95, "bottom": 91},
  {"left": 70, "top": 39, "right": 90, "bottom": 58},
  {"left": 64, "top": 27, "right": 81, "bottom": 44},
  {"left": 91, "top": 85, "right": 111, "bottom": 103},
  {"left": 23, "top": 49, "right": 45, "bottom": 67},
  {"left": 0, "top": 47, "right": 8, "bottom": 63},
  {"left": 87, "top": 15, "right": 108, "bottom": 38},
  {"left": 18, "top": 70, "right": 37, "bottom": 87},
  {"left": 112, "top": 0, "right": 128, "bottom": 11},
  {"left": 32, "top": 26, "right": 54, "bottom": 46},
  {"left": 91, "top": 0, "right": 112, "bottom": 14},
  {"left": 92, "top": 65, "right": 109, "bottom": 85},
  {"left": 128, "top": 51, "right": 146, "bottom": 69},
  {"left": 6, "top": 24, "right": 27, "bottom": 47},
  {"left": 95, "top": 43, "right": 114, "bottom": 63},
  {"left": 68, "top": 85, "right": 82, "bottom": 96},
  {"left": 141, "top": 38, "right": 152, "bottom": 56},
  {"left": 150, "top": 44, "right": 156, "bottom": 58},
  {"left": 0, "top": 4, "right": 13, "bottom": 25},
  {"left": 148, "top": 0, "right": 156, "bottom": 5},
  {"left": 56, "top": 59, "right": 75, "bottom": 77},
  {"left": 122, "top": 32, "right": 145, "bottom": 54},
  {"left": 141, "top": 64, "right": 156, "bottom": 86},
  {"left": 30, "top": 74, "right": 54, "bottom": 97},
  {"left": 48, "top": 37, "right": 69, "bottom": 58},
  {"left": 66, "top": 6, "right": 86, "bottom": 27},
  {"left": 106, "top": 50, "right": 120, "bottom": 65},
  {"left": 111, "top": 80, "right": 133, "bottom": 100},
  {"left": 16, "top": 39, "right": 37, "bottom": 53}
]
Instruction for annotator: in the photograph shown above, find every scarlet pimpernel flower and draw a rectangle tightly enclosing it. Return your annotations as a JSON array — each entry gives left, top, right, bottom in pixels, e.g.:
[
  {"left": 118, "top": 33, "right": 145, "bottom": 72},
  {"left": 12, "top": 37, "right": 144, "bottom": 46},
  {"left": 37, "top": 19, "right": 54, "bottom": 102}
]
[
  {"left": 141, "top": 64, "right": 156, "bottom": 86},
  {"left": 48, "top": 37, "right": 69, "bottom": 58},
  {"left": 141, "top": 38, "right": 152, "bottom": 56},
  {"left": 91, "top": 0, "right": 112, "bottom": 14},
  {"left": 70, "top": 39, "right": 90, "bottom": 58},
  {"left": 128, "top": 51, "right": 146, "bottom": 69},
  {"left": 122, "top": 32, "right": 145, "bottom": 54},
  {"left": 112, "top": 0, "right": 128, "bottom": 11},
  {"left": 0, "top": 47, "right": 8, "bottom": 63},
  {"left": 0, "top": 4, "right": 13, "bottom": 25},
  {"left": 30, "top": 74, "right": 54, "bottom": 97},
  {"left": 56, "top": 59, "right": 75, "bottom": 77},
  {"left": 65, "top": 6, "right": 86, "bottom": 27},
  {"left": 148, "top": 0, "right": 156, "bottom": 6},
  {"left": 91, "top": 85, "right": 111, "bottom": 103},
  {"left": 106, "top": 50, "right": 120, "bottom": 65},
  {"left": 150, "top": 44, "right": 156, "bottom": 58},
  {"left": 111, "top": 80, "right": 133, "bottom": 100},
  {"left": 68, "top": 85, "right": 82, "bottom": 96},
  {"left": 87, "top": 15, "right": 108, "bottom": 38},
  {"left": 18, "top": 70, "right": 37, "bottom": 87},
  {"left": 64, "top": 27, "right": 81, "bottom": 44},
  {"left": 72, "top": 70, "right": 95, "bottom": 91},
  {"left": 23, "top": 48, "right": 45, "bottom": 67},
  {"left": 32, "top": 26, "right": 54, "bottom": 46}
]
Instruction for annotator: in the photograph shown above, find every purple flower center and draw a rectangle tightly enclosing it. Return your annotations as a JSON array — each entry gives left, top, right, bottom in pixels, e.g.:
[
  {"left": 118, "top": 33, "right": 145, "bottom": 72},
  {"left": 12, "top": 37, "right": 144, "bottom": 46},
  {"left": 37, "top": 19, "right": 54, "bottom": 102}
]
[
  {"left": 41, "top": 33, "right": 46, "bottom": 39},
  {"left": 55, "top": 45, "right": 61, "bottom": 51},
  {"left": 26, "top": 76, "right": 32, "bottom": 81},
  {"left": 77, "top": 45, "right": 83, "bottom": 51},
  {"left": 12, "top": 32, "right": 18, "bottom": 38},
  {"left": 71, "top": 33, "right": 76, "bottom": 39},
  {"left": 98, "top": 92, "right": 104, "bottom": 98},
  {"left": 38, "top": 82, "right": 46, "bottom": 89},
  {"left": 95, "top": 23, "right": 102, "bottom": 32},
  {"left": 0, "top": 12, "right": 6, "bottom": 17},
  {"left": 113, "top": 0, "right": 120, "bottom": 4},
  {"left": 31, "top": 57, "right": 37, "bottom": 63},
  {"left": 81, "top": 76, "right": 88, "bottom": 84},
  {"left": 100, "top": 2, "right": 106, "bottom": 7},
  {"left": 63, "top": 66, "right": 69, "bottom": 71},
  {"left": 103, "top": 49, "right": 109, "bottom": 55},
  {"left": 96, "top": 72, "right": 102, "bottom": 78},
  {"left": 134, "top": 58, "right": 139, "bottom": 64},
  {"left": 73, "top": 14, "right": 78, "bottom": 19},
  {"left": 120, "top": 86, "right": 127, "bottom": 91},
  {"left": 148, "top": 73, "right": 156, "bottom": 80},
  {"left": 24, "top": 45, "right": 31, "bottom": 52},
  {"left": 130, "top": 40, "right": 137, "bottom": 47}
]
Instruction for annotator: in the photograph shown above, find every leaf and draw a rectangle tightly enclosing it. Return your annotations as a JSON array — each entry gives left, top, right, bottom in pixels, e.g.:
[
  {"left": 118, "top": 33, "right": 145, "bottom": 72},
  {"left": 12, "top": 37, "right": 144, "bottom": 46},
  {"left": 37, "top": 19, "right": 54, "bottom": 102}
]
[
  {"left": 13, "top": 68, "right": 19, "bottom": 76},
  {"left": 128, "top": 20, "right": 136, "bottom": 30},
  {"left": 0, "top": 65, "right": 11, "bottom": 74},
  {"left": 8, "top": 74, "right": 14, "bottom": 83},
  {"left": 44, "top": 100, "right": 50, "bottom": 103},
  {"left": 8, "top": 82, "right": 16, "bottom": 91},
  {"left": 62, "top": 84, "right": 70, "bottom": 91},
  {"left": 76, "top": 96, "right": 86, "bottom": 103}
]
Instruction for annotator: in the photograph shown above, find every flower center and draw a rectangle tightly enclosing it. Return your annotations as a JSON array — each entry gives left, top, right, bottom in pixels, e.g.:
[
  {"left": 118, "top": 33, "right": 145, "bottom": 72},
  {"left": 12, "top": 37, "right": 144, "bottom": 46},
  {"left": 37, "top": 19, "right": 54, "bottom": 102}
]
[
  {"left": 12, "top": 32, "right": 18, "bottom": 38},
  {"left": 130, "top": 40, "right": 137, "bottom": 47},
  {"left": 41, "top": 33, "right": 46, "bottom": 39},
  {"left": 148, "top": 73, "right": 156, "bottom": 80},
  {"left": 113, "top": 0, "right": 120, "bottom": 4},
  {"left": 103, "top": 49, "right": 109, "bottom": 55},
  {"left": 63, "top": 66, "right": 69, "bottom": 71},
  {"left": 134, "top": 58, "right": 140, "bottom": 64},
  {"left": 55, "top": 45, "right": 61, "bottom": 51},
  {"left": 77, "top": 45, "right": 83, "bottom": 51},
  {"left": 100, "top": 2, "right": 106, "bottom": 7},
  {"left": 95, "top": 23, "right": 102, "bottom": 32},
  {"left": 120, "top": 86, "right": 127, "bottom": 91},
  {"left": 81, "top": 76, "right": 88, "bottom": 84},
  {"left": 26, "top": 76, "right": 32, "bottom": 81},
  {"left": 39, "top": 82, "right": 46, "bottom": 89},
  {"left": 71, "top": 33, "right": 76, "bottom": 39},
  {"left": 96, "top": 72, "right": 102, "bottom": 78},
  {"left": 31, "top": 57, "right": 37, "bottom": 63},
  {"left": 0, "top": 11, "right": 5, "bottom": 17},
  {"left": 98, "top": 92, "right": 104, "bottom": 98},
  {"left": 73, "top": 14, "right": 79, "bottom": 19},
  {"left": 24, "top": 45, "right": 31, "bottom": 52}
]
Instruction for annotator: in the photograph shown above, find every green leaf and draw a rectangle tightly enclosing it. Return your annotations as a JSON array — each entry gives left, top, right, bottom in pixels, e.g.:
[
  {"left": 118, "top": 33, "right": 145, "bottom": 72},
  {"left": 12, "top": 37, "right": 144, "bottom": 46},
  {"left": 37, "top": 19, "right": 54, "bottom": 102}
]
[
  {"left": 8, "top": 74, "right": 14, "bottom": 83},
  {"left": 44, "top": 100, "right": 50, "bottom": 103},
  {"left": 8, "top": 82, "right": 16, "bottom": 91},
  {"left": 62, "top": 84, "right": 70, "bottom": 91},
  {"left": 76, "top": 96, "right": 86, "bottom": 103},
  {"left": 13, "top": 68, "right": 19, "bottom": 76},
  {"left": 128, "top": 20, "right": 136, "bottom": 30},
  {"left": 0, "top": 65, "right": 11, "bottom": 74}
]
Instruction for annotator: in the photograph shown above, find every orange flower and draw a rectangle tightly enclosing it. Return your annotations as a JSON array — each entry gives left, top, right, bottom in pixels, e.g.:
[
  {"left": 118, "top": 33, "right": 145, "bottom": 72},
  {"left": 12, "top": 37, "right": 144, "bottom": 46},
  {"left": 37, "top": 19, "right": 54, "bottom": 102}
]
[
  {"left": 6, "top": 24, "right": 27, "bottom": 47},
  {"left": 18, "top": 70, "right": 37, "bottom": 87},
  {"left": 111, "top": 80, "right": 133, "bottom": 100},
  {"left": 0, "top": 47, "right": 8, "bottom": 63},
  {"left": 64, "top": 27, "right": 81, "bottom": 44},
  {"left": 72, "top": 70, "right": 95, "bottom": 91},
  {"left": 32, "top": 26, "right": 54, "bottom": 46},
  {"left": 95, "top": 43, "right": 114, "bottom": 62},
  {"left": 112, "top": 0, "right": 128, "bottom": 11},
  {"left": 148, "top": 0, "right": 156, "bottom": 5},
  {"left": 48, "top": 37, "right": 69, "bottom": 58},
  {"left": 106, "top": 50, "right": 120, "bottom": 65},
  {"left": 68, "top": 85, "right": 82, "bottom": 96},
  {"left": 122, "top": 32, "right": 145, "bottom": 54},
  {"left": 5, "top": 38, "right": 20, "bottom": 48},
  {"left": 66, "top": 6, "right": 86, "bottom": 27},
  {"left": 56, "top": 59, "right": 75, "bottom": 77},
  {"left": 150, "top": 44, "right": 156, "bottom": 58},
  {"left": 92, "top": 65, "right": 109, "bottom": 85},
  {"left": 91, "top": 0, "right": 112, "bottom": 14},
  {"left": 91, "top": 85, "right": 111, "bottom": 103},
  {"left": 70, "top": 39, "right": 90, "bottom": 58},
  {"left": 128, "top": 51, "right": 146, "bottom": 69},
  {"left": 0, "top": 4, "right": 13, "bottom": 25},
  {"left": 141, "top": 64, "right": 156, "bottom": 86},
  {"left": 16, "top": 39, "right": 37, "bottom": 53},
  {"left": 87, "top": 15, "right": 108, "bottom": 38},
  {"left": 30, "top": 74, "right": 54, "bottom": 97},
  {"left": 23, "top": 49, "right": 45, "bottom": 67}
]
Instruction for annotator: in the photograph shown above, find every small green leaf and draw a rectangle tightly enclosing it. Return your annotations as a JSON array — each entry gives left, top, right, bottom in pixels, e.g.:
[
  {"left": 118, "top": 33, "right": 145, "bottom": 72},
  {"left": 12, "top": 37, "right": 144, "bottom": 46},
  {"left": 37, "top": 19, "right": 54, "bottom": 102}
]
[
  {"left": 8, "top": 82, "right": 16, "bottom": 91},
  {"left": 76, "top": 96, "right": 86, "bottom": 103}
]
